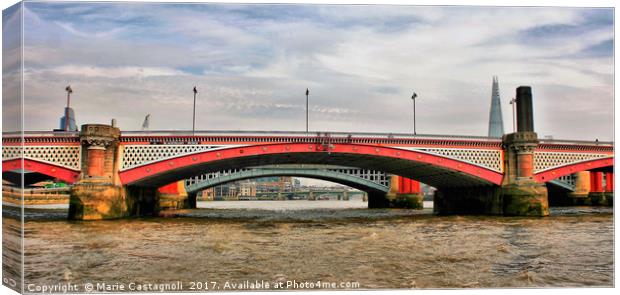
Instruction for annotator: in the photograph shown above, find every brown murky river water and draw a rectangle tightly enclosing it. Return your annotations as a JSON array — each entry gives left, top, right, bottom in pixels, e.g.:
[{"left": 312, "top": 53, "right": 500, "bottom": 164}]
[{"left": 2, "top": 200, "right": 614, "bottom": 291}]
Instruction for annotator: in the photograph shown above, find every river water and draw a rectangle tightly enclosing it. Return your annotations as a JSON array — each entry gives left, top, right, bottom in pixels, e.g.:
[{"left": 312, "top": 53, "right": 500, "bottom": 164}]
[{"left": 2, "top": 200, "right": 614, "bottom": 291}]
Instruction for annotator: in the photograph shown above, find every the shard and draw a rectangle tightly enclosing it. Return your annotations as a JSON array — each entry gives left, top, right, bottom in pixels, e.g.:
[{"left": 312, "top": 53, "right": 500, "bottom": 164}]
[{"left": 487, "top": 76, "right": 504, "bottom": 137}]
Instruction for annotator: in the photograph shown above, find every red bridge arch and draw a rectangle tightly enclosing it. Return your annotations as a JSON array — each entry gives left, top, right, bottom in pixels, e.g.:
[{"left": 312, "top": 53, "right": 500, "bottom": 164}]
[
  {"left": 2, "top": 158, "right": 81, "bottom": 184},
  {"left": 534, "top": 157, "right": 614, "bottom": 183},
  {"left": 119, "top": 142, "right": 504, "bottom": 188}
]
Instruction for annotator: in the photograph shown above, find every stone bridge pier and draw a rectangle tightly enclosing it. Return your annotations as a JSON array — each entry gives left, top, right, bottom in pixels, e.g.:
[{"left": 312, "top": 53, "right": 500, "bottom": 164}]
[
  {"left": 158, "top": 181, "right": 195, "bottom": 210},
  {"left": 434, "top": 86, "right": 549, "bottom": 216},
  {"left": 68, "top": 123, "right": 160, "bottom": 220}
]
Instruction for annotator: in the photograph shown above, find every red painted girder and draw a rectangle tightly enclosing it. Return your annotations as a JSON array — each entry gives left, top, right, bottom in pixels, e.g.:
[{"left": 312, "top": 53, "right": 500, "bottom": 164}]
[
  {"left": 2, "top": 158, "right": 81, "bottom": 184},
  {"left": 534, "top": 157, "right": 614, "bottom": 182},
  {"left": 119, "top": 143, "right": 504, "bottom": 186}
]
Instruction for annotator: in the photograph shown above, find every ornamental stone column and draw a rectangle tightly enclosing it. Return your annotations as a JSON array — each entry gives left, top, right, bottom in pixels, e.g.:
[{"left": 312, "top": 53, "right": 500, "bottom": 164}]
[
  {"left": 69, "top": 123, "right": 136, "bottom": 220},
  {"left": 500, "top": 86, "right": 549, "bottom": 216},
  {"left": 76, "top": 123, "right": 121, "bottom": 180}
]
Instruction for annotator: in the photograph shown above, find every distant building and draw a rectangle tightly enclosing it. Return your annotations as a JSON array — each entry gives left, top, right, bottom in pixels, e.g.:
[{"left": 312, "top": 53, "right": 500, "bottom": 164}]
[
  {"left": 200, "top": 188, "right": 215, "bottom": 200},
  {"left": 58, "top": 107, "right": 77, "bottom": 131},
  {"left": 255, "top": 176, "right": 294, "bottom": 193},
  {"left": 201, "top": 176, "right": 299, "bottom": 199},
  {"left": 239, "top": 181, "right": 257, "bottom": 197},
  {"left": 488, "top": 76, "right": 504, "bottom": 138}
]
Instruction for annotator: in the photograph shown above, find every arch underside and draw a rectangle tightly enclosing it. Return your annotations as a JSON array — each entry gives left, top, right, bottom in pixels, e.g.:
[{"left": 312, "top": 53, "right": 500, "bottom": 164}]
[
  {"left": 185, "top": 168, "right": 389, "bottom": 195},
  {"left": 2, "top": 158, "right": 80, "bottom": 184},
  {"left": 122, "top": 144, "right": 502, "bottom": 189},
  {"left": 546, "top": 180, "right": 575, "bottom": 192},
  {"left": 2, "top": 171, "right": 61, "bottom": 187}
]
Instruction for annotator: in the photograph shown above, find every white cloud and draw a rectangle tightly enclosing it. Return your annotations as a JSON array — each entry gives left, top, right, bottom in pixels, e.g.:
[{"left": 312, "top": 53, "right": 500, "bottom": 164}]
[
  {"left": 6, "top": 3, "right": 613, "bottom": 141},
  {"left": 43, "top": 65, "right": 186, "bottom": 78}
]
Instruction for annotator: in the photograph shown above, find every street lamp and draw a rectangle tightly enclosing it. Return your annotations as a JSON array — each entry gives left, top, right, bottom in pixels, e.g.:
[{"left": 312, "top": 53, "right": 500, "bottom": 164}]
[
  {"left": 411, "top": 91, "right": 418, "bottom": 135},
  {"left": 64, "top": 85, "right": 73, "bottom": 131},
  {"left": 509, "top": 97, "right": 516, "bottom": 133},
  {"left": 192, "top": 86, "right": 198, "bottom": 135},
  {"left": 305, "top": 88, "right": 309, "bottom": 133}
]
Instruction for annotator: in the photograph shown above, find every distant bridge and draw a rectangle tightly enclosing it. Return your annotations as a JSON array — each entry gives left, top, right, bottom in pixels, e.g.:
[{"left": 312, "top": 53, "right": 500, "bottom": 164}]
[{"left": 185, "top": 165, "right": 389, "bottom": 195}]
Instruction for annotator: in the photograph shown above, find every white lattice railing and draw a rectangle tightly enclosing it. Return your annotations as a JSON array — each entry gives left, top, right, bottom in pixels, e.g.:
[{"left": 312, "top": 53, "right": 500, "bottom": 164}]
[
  {"left": 534, "top": 151, "right": 610, "bottom": 173},
  {"left": 120, "top": 144, "right": 243, "bottom": 170},
  {"left": 398, "top": 147, "right": 503, "bottom": 172},
  {"left": 2, "top": 145, "right": 81, "bottom": 170}
]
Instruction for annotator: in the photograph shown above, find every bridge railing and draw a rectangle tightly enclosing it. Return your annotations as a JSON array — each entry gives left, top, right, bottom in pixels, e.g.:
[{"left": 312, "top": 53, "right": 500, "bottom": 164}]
[
  {"left": 4, "top": 130, "right": 612, "bottom": 149},
  {"left": 119, "top": 130, "right": 502, "bottom": 141}
]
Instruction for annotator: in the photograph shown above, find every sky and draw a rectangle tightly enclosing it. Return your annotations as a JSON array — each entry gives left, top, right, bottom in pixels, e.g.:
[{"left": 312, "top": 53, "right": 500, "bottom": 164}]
[{"left": 2, "top": 1, "right": 615, "bottom": 141}]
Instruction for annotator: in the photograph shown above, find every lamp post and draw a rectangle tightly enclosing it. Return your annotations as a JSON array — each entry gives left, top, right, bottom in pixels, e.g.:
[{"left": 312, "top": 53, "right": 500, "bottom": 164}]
[
  {"left": 193, "top": 86, "right": 198, "bottom": 135},
  {"left": 64, "top": 85, "right": 73, "bottom": 131},
  {"left": 305, "top": 88, "right": 309, "bottom": 133},
  {"left": 509, "top": 97, "right": 516, "bottom": 132},
  {"left": 411, "top": 91, "right": 418, "bottom": 135}
]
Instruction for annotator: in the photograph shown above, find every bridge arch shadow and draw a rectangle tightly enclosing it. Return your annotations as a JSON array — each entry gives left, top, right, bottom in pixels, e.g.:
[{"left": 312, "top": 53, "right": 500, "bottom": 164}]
[{"left": 2, "top": 158, "right": 80, "bottom": 185}]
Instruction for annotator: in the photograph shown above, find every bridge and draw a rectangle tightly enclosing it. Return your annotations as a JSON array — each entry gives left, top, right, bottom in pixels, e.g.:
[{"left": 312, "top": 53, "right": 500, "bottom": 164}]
[
  {"left": 185, "top": 165, "right": 388, "bottom": 193},
  {"left": 1, "top": 86, "right": 614, "bottom": 219}
]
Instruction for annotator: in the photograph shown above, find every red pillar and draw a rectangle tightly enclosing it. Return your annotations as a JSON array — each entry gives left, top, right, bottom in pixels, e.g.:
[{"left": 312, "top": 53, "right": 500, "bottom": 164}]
[
  {"left": 159, "top": 182, "right": 179, "bottom": 194},
  {"left": 398, "top": 176, "right": 411, "bottom": 194},
  {"left": 404, "top": 178, "right": 412, "bottom": 194},
  {"left": 397, "top": 176, "right": 420, "bottom": 194},
  {"left": 605, "top": 172, "right": 614, "bottom": 192},
  {"left": 86, "top": 147, "right": 106, "bottom": 177},
  {"left": 410, "top": 179, "right": 421, "bottom": 194},
  {"left": 590, "top": 171, "right": 604, "bottom": 193},
  {"left": 517, "top": 153, "right": 534, "bottom": 178}
]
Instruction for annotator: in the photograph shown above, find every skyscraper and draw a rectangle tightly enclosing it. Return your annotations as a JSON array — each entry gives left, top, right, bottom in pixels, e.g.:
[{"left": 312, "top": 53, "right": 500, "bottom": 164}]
[
  {"left": 58, "top": 107, "right": 77, "bottom": 131},
  {"left": 487, "top": 76, "right": 504, "bottom": 137}
]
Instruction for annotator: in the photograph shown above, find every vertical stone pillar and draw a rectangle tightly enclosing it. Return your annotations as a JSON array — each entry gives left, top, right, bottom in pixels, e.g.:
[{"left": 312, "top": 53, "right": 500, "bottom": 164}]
[
  {"left": 516, "top": 150, "right": 534, "bottom": 179},
  {"left": 69, "top": 124, "right": 136, "bottom": 220},
  {"left": 343, "top": 191, "right": 349, "bottom": 201},
  {"left": 86, "top": 146, "right": 106, "bottom": 177},
  {"left": 388, "top": 175, "right": 399, "bottom": 196},
  {"left": 500, "top": 86, "right": 549, "bottom": 216},
  {"left": 568, "top": 171, "right": 591, "bottom": 205},
  {"left": 80, "top": 128, "right": 118, "bottom": 180},
  {"left": 158, "top": 181, "right": 193, "bottom": 210}
]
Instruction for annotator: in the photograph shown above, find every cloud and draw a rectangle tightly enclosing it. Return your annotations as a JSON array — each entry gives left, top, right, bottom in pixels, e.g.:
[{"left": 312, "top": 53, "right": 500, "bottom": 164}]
[
  {"left": 3, "top": 2, "right": 612, "bottom": 142},
  {"left": 38, "top": 65, "right": 186, "bottom": 78},
  {"left": 53, "top": 21, "right": 126, "bottom": 38}
]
